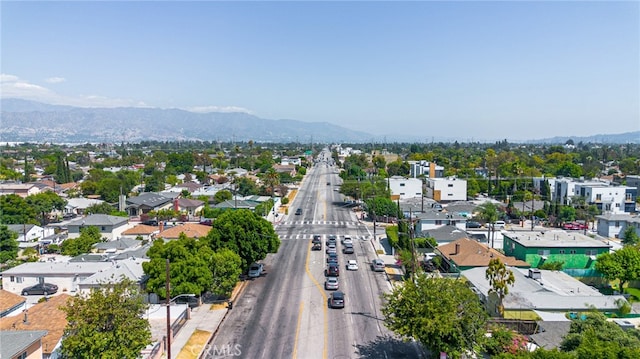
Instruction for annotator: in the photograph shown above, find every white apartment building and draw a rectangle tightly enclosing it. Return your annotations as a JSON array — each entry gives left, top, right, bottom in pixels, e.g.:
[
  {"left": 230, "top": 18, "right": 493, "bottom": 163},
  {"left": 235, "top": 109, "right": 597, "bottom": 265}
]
[
  {"left": 575, "top": 183, "right": 635, "bottom": 214},
  {"left": 426, "top": 177, "right": 467, "bottom": 202},
  {"left": 408, "top": 160, "right": 444, "bottom": 179},
  {"left": 388, "top": 176, "right": 423, "bottom": 200}
]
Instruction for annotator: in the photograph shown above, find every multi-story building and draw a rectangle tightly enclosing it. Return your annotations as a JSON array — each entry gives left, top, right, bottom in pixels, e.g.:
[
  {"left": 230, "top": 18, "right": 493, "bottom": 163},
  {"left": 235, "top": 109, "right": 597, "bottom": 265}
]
[
  {"left": 425, "top": 177, "right": 467, "bottom": 202},
  {"left": 388, "top": 176, "right": 423, "bottom": 200},
  {"left": 408, "top": 160, "right": 444, "bottom": 179},
  {"left": 575, "top": 183, "right": 636, "bottom": 214}
]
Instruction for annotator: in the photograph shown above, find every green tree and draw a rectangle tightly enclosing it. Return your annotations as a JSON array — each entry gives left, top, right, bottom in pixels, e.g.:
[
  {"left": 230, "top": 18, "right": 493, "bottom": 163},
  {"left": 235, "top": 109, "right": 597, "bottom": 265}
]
[
  {"left": 206, "top": 209, "right": 280, "bottom": 269},
  {"left": 0, "top": 194, "right": 38, "bottom": 224},
  {"left": 0, "top": 225, "right": 19, "bottom": 263},
  {"left": 210, "top": 248, "right": 242, "bottom": 297},
  {"left": 214, "top": 190, "right": 233, "bottom": 204},
  {"left": 85, "top": 202, "right": 117, "bottom": 215},
  {"left": 595, "top": 246, "right": 640, "bottom": 293},
  {"left": 558, "top": 206, "right": 576, "bottom": 223},
  {"left": 59, "top": 278, "right": 151, "bottom": 359},
  {"left": 622, "top": 226, "right": 640, "bottom": 246},
  {"left": 143, "top": 235, "right": 214, "bottom": 297},
  {"left": 24, "top": 191, "right": 67, "bottom": 225},
  {"left": 486, "top": 258, "right": 515, "bottom": 315},
  {"left": 382, "top": 276, "right": 487, "bottom": 358},
  {"left": 560, "top": 312, "right": 640, "bottom": 354},
  {"left": 61, "top": 226, "right": 103, "bottom": 256}
]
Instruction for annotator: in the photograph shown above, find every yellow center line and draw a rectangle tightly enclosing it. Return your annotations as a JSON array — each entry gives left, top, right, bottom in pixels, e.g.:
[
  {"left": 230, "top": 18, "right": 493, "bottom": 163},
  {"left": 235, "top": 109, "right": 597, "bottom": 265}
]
[
  {"left": 292, "top": 301, "right": 304, "bottom": 359},
  {"left": 300, "top": 239, "right": 329, "bottom": 359}
]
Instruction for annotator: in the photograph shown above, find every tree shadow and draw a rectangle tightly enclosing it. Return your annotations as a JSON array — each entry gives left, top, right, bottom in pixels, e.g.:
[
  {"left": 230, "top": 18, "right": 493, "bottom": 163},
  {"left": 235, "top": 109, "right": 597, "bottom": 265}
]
[{"left": 354, "top": 335, "right": 426, "bottom": 358}]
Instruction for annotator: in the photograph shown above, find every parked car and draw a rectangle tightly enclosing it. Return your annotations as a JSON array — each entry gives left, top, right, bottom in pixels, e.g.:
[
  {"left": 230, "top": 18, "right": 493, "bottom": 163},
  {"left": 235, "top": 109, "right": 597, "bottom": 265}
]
[
  {"left": 465, "top": 221, "right": 482, "bottom": 229},
  {"left": 492, "top": 221, "right": 506, "bottom": 229},
  {"left": 248, "top": 263, "right": 264, "bottom": 278},
  {"left": 329, "top": 291, "right": 345, "bottom": 309},
  {"left": 324, "top": 277, "right": 339, "bottom": 290},
  {"left": 21, "top": 283, "right": 58, "bottom": 296},
  {"left": 346, "top": 260, "right": 359, "bottom": 271},
  {"left": 371, "top": 258, "right": 385, "bottom": 272}
]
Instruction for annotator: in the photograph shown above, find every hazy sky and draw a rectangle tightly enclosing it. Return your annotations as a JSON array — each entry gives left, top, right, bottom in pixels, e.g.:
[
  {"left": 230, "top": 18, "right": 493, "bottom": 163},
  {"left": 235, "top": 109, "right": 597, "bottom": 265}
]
[{"left": 1, "top": 1, "right": 638, "bottom": 142}]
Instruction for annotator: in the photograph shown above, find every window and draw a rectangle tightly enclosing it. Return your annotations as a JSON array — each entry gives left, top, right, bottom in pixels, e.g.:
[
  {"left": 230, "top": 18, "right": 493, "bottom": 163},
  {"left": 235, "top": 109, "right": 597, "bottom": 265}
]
[
  {"left": 626, "top": 193, "right": 633, "bottom": 201},
  {"left": 18, "top": 352, "right": 27, "bottom": 359},
  {"left": 101, "top": 226, "right": 106, "bottom": 231},
  {"left": 435, "top": 220, "right": 442, "bottom": 225},
  {"left": 596, "top": 193, "right": 602, "bottom": 201},
  {"left": 10, "top": 276, "right": 14, "bottom": 282},
  {"left": 559, "top": 250, "right": 565, "bottom": 254},
  {"left": 615, "top": 221, "right": 620, "bottom": 227},
  {"left": 586, "top": 250, "right": 597, "bottom": 256},
  {"left": 570, "top": 250, "right": 577, "bottom": 254},
  {"left": 400, "top": 183, "right": 405, "bottom": 187},
  {"left": 448, "top": 184, "right": 453, "bottom": 187},
  {"left": 16, "top": 277, "right": 23, "bottom": 283},
  {"left": 448, "top": 193, "right": 453, "bottom": 196},
  {"left": 400, "top": 192, "right": 405, "bottom": 196},
  {"left": 537, "top": 250, "right": 550, "bottom": 256}
]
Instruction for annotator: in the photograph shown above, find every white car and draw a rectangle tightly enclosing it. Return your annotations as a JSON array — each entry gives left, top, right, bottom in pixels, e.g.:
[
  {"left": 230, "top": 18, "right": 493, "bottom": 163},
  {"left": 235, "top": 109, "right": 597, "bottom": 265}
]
[
  {"left": 346, "top": 260, "right": 358, "bottom": 271},
  {"left": 248, "top": 263, "right": 263, "bottom": 278}
]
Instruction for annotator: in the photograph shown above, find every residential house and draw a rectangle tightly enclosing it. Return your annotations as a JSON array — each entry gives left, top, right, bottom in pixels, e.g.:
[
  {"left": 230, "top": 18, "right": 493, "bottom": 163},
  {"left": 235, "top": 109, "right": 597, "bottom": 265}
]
[
  {"left": 0, "top": 294, "right": 71, "bottom": 359},
  {"left": 77, "top": 257, "right": 149, "bottom": 294},
  {"left": 64, "top": 197, "right": 105, "bottom": 216},
  {"left": 437, "top": 238, "right": 530, "bottom": 271},
  {"left": 550, "top": 177, "right": 610, "bottom": 205},
  {"left": 0, "top": 330, "right": 48, "bottom": 359},
  {"left": 167, "top": 181, "right": 204, "bottom": 195},
  {"left": 7, "top": 224, "right": 54, "bottom": 245},
  {"left": 462, "top": 266, "right": 628, "bottom": 317},
  {"left": 93, "top": 237, "right": 141, "bottom": 254},
  {"left": 215, "top": 199, "right": 258, "bottom": 210},
  {"left": 157, "top": 223, "right": 212, "bottom": 240},
  {"left": 125, "top": 192, "right": 174, "bottom": 217},
  {"left": 281, "top": 157, "right": 302, "bottom": 166},
  {"left": 502, "top": 230, "right": 611, "bottom": 271},
  {"left": 418, "top": 225, "right": 468, "bottom": 245},
  {"left": 414, "top": 210, "right": 467, "bottom": 232},
  {"left": 388, "top": 176, "right": 423, "bottom": 200},
  {"left": 596, "top": 213, "right": 640, "bottom": 239},
  {"left": 121, "top": 224, "right": 159, "bottom": 241},
  {"left": 425, "top": 177, "right": 467, "bottom": 202},
  {"left": 272, "top": 164, "right": 297, "bottom": 177},
  {"left": 226, "top": 167, "right": 248, "bottom": 178},
  {"left": 66, "top": 214, "right": 131, "bottom": 240},
  {"left": 0, "top": 289, "right": 26, "bottom": 318},
  {"left": 1, "top": 261, "right": 114, "bottom": 295},
  {"left": 175, "top": 198, "right": 205, "bottom": 218},
  {"left": 0, "top": 183, "right": 40, "bottom": 198},
  {"left": 408, "top": 160, "right": 444, "bottom": 179}
]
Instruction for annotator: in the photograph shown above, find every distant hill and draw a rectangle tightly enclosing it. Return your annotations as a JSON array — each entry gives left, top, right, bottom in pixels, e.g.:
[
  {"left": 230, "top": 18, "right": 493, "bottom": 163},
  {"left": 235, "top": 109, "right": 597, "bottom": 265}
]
[
  {"left": 0, "top": 99, "right": 373, "bottom": 143},
  {"left": 528, "top": 132, "right": 640, "bottom": 145}
]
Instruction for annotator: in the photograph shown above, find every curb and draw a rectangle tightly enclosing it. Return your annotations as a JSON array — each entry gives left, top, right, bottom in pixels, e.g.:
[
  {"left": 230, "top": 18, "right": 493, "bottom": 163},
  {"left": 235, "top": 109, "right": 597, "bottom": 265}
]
[{"left": 195, "top": 280, "right": 249, "bottom": 359}]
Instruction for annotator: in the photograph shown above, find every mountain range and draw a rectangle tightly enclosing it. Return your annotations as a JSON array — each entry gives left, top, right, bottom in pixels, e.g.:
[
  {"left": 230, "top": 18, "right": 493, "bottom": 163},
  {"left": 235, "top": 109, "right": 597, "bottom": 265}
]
[{"left": 1, "top": 99, "right": 638, "bottom": 144}]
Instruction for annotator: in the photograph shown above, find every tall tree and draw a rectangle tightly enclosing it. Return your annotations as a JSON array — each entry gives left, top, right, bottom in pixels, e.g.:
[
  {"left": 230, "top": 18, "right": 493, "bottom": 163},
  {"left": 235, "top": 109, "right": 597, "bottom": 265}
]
[
  {"left": 210, "top": 248, "right": 243, "bottom": 297},
  {"left": 0, "top": 224, "right": 19, "bottom": 263},
  {"left": 206, "top": 209, "right": 280, "bottom": 269},
  {"left": 59, "top": 279, "right": 151, "bottom": 359},
  {"left": 24, "top": 191, "right": 67, "bottom": 225},
  {"left": 61, "top": 226, "right": 103, "bottom": 256},
  {"left": 478, "top": 202, "right": 499, "bottom": 248},
  {"left": 595, "top": 246, "right": 640, "bottom": 293},
  {"left": 622, "top": 226, "right": 640, "bottom": 246},
  {"left": 382, "top": 276, "right": 487, "bottom": 359},
  {"left": 486, "top": 258, "right": 516, "bottom": 315}
]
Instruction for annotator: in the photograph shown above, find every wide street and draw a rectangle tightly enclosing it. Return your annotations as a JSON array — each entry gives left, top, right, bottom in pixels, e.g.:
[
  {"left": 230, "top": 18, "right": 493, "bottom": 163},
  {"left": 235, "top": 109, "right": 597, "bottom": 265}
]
[{"left": 207, "top": 150, "right": 420, "bottom": 358}]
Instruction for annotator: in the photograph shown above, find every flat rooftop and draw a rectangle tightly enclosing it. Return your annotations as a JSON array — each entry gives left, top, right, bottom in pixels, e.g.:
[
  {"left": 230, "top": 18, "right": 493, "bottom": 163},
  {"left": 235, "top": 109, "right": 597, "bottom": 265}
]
[{"left": 504, "top": 230, "right": 610, "bottom": 248}]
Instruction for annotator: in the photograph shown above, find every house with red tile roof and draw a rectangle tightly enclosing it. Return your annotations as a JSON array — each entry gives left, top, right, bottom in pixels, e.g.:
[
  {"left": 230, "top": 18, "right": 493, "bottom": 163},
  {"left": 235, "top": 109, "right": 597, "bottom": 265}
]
[
  {"left": 157, "top": 223, "right": 212, "bottom": 240},
  {"left": 437, "top": 237, "right": 530, "bottom": 271}
]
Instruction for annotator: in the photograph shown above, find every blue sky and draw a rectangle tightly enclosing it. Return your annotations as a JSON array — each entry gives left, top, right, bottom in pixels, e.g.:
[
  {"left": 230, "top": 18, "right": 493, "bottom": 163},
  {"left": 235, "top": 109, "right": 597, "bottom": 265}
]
[{"left": 1, "top": 1, "right": 638, "bottom": 142}]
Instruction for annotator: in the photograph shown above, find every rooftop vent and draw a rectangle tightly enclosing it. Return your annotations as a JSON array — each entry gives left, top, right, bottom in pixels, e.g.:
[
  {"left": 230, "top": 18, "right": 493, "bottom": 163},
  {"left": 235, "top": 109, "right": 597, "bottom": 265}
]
[{"left": 529, "top": 268, "right": 542, "bottom": 279}]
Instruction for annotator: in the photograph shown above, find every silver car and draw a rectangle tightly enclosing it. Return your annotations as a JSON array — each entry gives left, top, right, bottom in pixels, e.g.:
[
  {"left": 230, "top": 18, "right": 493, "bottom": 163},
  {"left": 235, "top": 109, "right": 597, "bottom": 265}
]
[
  {"left": 371, "top": 259, "right": 385, "bottom": 272},
  {"left": 324, "top": 277, "right": 339, "bottom": 290}
]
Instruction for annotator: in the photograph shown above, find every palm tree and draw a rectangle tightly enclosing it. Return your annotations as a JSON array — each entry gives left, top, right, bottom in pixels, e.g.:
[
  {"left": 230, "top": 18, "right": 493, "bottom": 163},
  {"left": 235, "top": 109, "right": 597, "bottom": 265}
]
[
  {"left": 264, "top": 168, "right": 280, "bottom": 198},
  {"left": 478, "top": 202, "right": 499, "bottom": 248},
  {"left": 486, "top": 258, "right": 515, "bottom": 316}
]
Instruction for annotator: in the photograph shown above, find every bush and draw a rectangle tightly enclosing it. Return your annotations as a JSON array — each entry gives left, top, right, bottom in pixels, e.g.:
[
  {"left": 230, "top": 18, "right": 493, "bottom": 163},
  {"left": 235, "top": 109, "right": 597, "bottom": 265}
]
[{"left": 281, "top": 197, "right": 289, "bottom": 205}]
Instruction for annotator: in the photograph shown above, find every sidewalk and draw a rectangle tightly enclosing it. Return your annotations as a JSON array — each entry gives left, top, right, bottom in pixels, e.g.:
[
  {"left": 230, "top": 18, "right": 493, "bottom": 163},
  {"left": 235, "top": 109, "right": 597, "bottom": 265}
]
[{"left": 171, "top": 281, "right": 247, "bottom": 359}]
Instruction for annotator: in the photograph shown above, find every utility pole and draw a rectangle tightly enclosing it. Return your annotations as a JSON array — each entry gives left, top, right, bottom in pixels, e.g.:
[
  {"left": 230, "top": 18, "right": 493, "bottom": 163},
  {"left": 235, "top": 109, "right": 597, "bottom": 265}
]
[{"left": 165, "top": 259, "right": 171, "bottom": 359}]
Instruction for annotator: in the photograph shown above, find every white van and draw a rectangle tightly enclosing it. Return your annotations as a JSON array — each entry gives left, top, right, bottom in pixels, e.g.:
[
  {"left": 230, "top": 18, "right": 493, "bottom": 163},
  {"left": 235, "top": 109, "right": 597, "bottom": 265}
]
[{"left": 493, "top": 221, "right": 506, "bottom": 229}]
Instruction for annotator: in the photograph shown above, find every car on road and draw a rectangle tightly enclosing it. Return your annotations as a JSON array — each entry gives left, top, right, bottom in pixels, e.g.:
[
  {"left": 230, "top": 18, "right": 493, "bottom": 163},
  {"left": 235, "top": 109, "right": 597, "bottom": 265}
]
[
  {"left": 295, "top": 208, "right": 302, "bottom": 215},
  {"left": 346, "top": 260, "right": 359, "bottom": 271},
  {"left": 329, "top": 291, "right": 345, "bottom": 309},
  {"left": 21, "top": 283, "right": 58, "bottom": 296},
  {"left": 248, "top": 263, "right": 264, "bottom": 278},
  {"left": 324, "top": 277, "right": 339, "bottom": 290},
  {"left": 371, "top": 259, "right": 385, "bottom": 272},
  {"left": 326, "top": 236, "right": 337, "bottom": 246},
  {"left": 326, "top": 182, "right": 330, "bottom": 186},
  {"left": 325, "top": 263, "right": 340, "bottom": 277},
  {"left": 342, "top": 236, "right": 353, "bottom": 245},
  {"left": 327, "top": 253, "right": 338, "bottom": 264},
  {"left": 342, "top": 243, "right": 354, "bottom": 254},
  {"left": 326, "top": 244, "right": 337, "bottom": 254},
  {"left": 312, "top": 235, "right": 322, "bottom": 250},
  {"left": 465, "top": 221, "right": 482, "bottom": 229},
  {"left": 492, "top": 221, "right": 506, "bottom": 229}
]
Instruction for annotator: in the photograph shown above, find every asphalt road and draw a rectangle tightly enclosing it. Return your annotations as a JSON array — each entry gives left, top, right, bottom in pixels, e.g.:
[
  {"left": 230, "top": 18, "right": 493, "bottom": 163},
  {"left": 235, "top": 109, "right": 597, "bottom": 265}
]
[{"left": 207, "top": 150, "right": 420, "bottom": 359}]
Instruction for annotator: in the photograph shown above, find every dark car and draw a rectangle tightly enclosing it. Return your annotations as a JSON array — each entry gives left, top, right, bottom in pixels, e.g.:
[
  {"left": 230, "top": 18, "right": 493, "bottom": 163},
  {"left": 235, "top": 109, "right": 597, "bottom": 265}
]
[
  {"left": 327, "top": 253, "right": 338, "bottom": 264},
  {"left": 295, "top": 208, "right": 302, "bottom": 215},
  {"left": 329, "top": 291, "right": 345, "bottom": 309},
  {"left": 466, "top": 221, "right": 482, "bottom": 229},
  {"left": 22, "top": 283, "right": 58, "bottom": 296},
  {"left": 326, "top": 237, "right": 337, "bottom": 246},
  {"left": 325, "top": 263, "right": 340, "bottom": 277}
]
